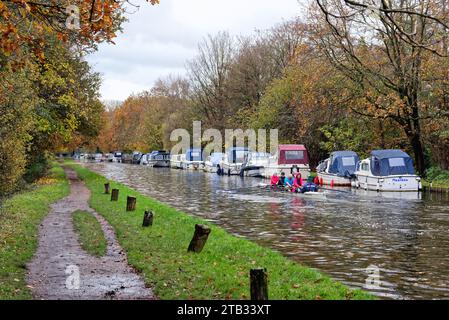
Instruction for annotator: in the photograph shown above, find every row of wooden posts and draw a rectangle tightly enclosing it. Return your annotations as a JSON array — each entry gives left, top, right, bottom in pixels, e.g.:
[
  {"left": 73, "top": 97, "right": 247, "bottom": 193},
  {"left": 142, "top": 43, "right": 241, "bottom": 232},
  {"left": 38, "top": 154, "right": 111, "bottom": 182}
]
[{"left": 104, "top": 182, "right": 268, "bottom": 300}]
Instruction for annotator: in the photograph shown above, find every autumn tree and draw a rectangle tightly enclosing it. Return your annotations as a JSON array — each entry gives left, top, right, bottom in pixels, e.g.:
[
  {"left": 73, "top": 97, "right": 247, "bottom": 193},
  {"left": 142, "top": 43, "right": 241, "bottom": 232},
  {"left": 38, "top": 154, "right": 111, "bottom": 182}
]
[
  {"left": 311, "top": 0, "right": 449, "bottom": 174},
  {"left": 188, "top": 31, "right": 235, "bottom": 130}
]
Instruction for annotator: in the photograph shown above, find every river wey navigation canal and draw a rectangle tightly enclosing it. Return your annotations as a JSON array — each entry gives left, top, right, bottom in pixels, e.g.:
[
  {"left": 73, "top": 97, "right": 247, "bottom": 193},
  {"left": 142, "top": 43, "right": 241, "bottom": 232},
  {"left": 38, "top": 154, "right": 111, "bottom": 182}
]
[{"left": 82, "top": 162, "right": 449, "bottom": 299}]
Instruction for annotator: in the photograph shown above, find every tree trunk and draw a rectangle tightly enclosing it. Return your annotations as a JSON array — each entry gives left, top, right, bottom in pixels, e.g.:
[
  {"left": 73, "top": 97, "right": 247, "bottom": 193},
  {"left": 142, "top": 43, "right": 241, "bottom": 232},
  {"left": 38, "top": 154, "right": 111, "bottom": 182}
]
[
  {"left": 410, "top": 133, "right": 426, "bottom": 176},
  {"left": 187, "top": 224, "right": 211, "bottom": 253}
]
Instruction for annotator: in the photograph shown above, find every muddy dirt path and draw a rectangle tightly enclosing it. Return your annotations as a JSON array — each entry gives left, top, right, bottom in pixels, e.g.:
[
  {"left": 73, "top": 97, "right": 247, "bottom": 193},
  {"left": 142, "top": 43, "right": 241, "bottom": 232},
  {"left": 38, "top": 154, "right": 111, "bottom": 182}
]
[{"left": 26, "top": 168, "right": 154, "bottom": 300}]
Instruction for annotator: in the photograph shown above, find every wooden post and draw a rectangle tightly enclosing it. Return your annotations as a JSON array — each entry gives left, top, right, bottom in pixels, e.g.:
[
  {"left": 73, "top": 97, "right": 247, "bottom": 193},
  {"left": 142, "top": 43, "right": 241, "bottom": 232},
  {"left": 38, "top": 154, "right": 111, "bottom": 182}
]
[
  {"left": 142, "top": 210, "right": 154, "bottom": 227},
  {"left": 104, "top": 182, "right": 110, "bottom": 194},
  {"left": 111, "top": 189, "right": 119, "bottom": 201},
  {"left": 250, "top": 268, "right": 268, "bottom": 300},
  {"left": 126, "top": 196, "right": 137, "bottom": 211},
  {"left": 187, "top": 224, "right": 211, "bottom": 253}
]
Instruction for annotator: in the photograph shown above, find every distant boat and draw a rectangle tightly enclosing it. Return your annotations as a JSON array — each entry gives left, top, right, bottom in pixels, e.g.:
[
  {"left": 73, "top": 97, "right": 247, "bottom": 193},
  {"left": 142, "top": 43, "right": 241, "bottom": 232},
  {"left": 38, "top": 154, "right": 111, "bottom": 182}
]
[
  {"left": 240, "top": 152, "right": 271, "bottom": 177},
  {"left": 170, "top": 154, "right": 185, "bottom": 169},
  {"left": 220, "top": 147, "right": 251, "bottom": 175},
  {"left": 262, "top": 144, "right": 310, "bottom": 178},
  {"left": 203, "top": 152, "right": 224, "bottom": 173},
  {"left": 354, "top": 149, "right": 421, "bottom": 191},
  {"left": 317, "top": 151, "right": 360, "bottom": 186},
  {"left": 181, "top": 148, "right": 204, "bottom": 170},
  {"left": 143, "top": 150, "right": 170, "bottom": 167}
]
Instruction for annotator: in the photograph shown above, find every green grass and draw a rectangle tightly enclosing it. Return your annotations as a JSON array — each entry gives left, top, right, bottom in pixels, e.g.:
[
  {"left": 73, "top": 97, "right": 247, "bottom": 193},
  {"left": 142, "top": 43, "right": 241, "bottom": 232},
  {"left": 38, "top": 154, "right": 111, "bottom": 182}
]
[
  {"left": 73, "top": 210, "right": 107, "bottom": 257},
  {"left": 0, "top": 163, "right": 69, "bottom": 299},
  {"left": 68, "top": 163, "right": 373, "bottom": 300}
]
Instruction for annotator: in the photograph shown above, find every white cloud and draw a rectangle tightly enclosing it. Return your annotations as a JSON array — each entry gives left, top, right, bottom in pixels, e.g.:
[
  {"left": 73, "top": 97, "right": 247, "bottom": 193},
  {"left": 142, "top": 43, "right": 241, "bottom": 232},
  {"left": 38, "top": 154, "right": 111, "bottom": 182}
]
[{"left": 87, "top": 0, "right": 303, "bottom": 101}]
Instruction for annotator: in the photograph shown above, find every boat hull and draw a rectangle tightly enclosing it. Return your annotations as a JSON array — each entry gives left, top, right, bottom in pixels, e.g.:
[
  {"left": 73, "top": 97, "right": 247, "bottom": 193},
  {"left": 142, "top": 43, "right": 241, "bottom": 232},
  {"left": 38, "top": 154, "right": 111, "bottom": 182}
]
[
  {"left": 354, "top": 174, "right": 421, "bottom": 191},
  {"left": 317, "top": 172, "right": 352, "bottom": 186},
  {"left": 148, "top": 160, "right": 170, "bottom": 168},
  {"left": 203, "top": 163, "right": 218, "bottom": 173},
  {"left": 220, "top": 163, "right": 243, "bottom": 175},
  {"left": 182, "top": 161, "right": 204, "bottom": 170},
  {"left": 241, "top": 166, "right": 264, "bottom": 177}
]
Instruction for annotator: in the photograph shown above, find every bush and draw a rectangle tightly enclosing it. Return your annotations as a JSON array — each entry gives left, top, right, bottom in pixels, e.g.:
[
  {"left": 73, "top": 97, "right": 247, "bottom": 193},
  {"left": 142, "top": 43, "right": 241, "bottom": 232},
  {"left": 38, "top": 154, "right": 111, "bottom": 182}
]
[{"left": 425, "top": 166, "right": 449, "bottom": 182}]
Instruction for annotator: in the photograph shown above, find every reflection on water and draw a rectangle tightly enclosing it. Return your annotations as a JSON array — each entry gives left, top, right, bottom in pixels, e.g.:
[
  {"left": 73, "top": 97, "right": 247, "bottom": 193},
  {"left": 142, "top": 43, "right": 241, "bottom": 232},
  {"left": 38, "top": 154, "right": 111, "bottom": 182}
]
[{"left": 82, "top": 162, "right": 449, "bottom": 299}]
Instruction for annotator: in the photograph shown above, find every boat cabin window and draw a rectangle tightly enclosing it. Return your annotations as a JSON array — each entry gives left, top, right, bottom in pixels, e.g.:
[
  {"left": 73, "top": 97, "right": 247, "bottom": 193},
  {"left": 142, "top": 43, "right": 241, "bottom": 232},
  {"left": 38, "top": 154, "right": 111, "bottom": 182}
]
[
  {"left": 361, "top": 162, "right": 369, "bottom": 171},
  {"left": 388, "top": 157, "right": 405, "bottom": 167},
  {"left": 341, "top": 156, "right": 356, "bottom": 166},
  {"left": 235, "top": 151, "right": 246, "bottom": 163},
  {"left": 284, "top": 150, "right": 304, "bottom": 160}
]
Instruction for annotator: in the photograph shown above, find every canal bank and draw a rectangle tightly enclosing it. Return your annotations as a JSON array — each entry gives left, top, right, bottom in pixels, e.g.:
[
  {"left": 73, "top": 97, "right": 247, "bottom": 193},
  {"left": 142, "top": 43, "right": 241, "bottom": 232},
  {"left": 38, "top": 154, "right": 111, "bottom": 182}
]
[
  {"left": 0, "top": 164, "right": 69, "bottom": 299},
  {"left": 68, "top": 163, "right": 372, "bottom": 299}
]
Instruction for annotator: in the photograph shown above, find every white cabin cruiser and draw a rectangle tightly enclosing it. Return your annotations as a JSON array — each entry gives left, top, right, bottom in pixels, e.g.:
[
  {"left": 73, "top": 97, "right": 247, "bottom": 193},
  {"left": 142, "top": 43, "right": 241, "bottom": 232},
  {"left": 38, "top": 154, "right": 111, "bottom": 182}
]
[
  {"left": 181, "top": 148, "right": 204, "bottom": 170},
  {"left": 220, "top": 147, "right": 250, "bottom": 175},
  {"left": 354, "top": 149, "right": 421, "bottom": 191},
  {"left": 262, "top": 144, "right": 310, "bottom": 178},
  {"left": 240, "top": 152, "right": 271, "bottom": 177},
  {"left": 203, "top": 152, "right": 224, "bottom": 173},
  {"left": 146, "top": 150, "right": 170, "bottom": 167},
  {"left": 170, "top": 154, "right": 185, "bottom": 169},
  {"left": 317, "top": 151, "right": 360, "bottom": 186}
]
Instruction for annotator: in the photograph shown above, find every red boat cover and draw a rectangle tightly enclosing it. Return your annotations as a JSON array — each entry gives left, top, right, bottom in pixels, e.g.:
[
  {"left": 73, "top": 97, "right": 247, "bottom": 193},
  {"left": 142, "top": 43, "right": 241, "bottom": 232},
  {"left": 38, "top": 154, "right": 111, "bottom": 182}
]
[{"left": 278, "top": 144, "right": 309, "bottom": 165}]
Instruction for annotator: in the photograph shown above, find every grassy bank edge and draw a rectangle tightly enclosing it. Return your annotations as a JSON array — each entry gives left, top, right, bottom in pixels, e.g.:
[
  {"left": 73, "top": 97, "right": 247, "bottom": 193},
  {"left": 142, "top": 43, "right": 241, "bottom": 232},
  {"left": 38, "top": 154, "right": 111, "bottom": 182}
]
[
  {"left": 0, "top": 163, "right": 69, "bottom": 299},
  {"left": 73, "top": 210, "right": 107, "bottom": 257},
  {"left": 68, "top": 163, "right": 374, "bottom": 300}
]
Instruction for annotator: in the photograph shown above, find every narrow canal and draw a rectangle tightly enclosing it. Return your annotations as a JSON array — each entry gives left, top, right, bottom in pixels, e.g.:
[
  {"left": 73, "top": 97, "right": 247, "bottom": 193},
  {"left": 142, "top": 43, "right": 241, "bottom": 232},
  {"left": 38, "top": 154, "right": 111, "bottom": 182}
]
[{"left": 82, "top": 162, "right": 449, "bottom": 299}]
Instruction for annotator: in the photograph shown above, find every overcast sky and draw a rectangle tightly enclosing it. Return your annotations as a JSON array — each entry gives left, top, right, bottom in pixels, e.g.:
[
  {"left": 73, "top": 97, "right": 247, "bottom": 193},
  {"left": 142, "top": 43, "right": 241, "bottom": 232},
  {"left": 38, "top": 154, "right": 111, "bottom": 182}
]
[{"left": 87, "top": 0, "right": 304, "bottom": 101}]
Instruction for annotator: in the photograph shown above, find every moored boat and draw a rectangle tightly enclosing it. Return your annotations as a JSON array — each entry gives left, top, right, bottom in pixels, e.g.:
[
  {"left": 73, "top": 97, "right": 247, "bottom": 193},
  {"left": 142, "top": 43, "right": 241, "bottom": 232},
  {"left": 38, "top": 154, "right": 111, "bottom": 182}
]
[
  {"left": 220, "top": 147, "right": 250, "bottom": 175},
  {"left": 240, "top": 152, "right": 271, "bottom": 177},
  {"left": 170, "top": 154, "right": 185, "bottom": 169},
  {"left": 354, "top": 149, "right": 421, "bottom": 191},
  {"left": 147, "top": 150, "right": 170, "bottom": 167},
  {"left": 262, "top": 144, "right": 310, "bottom": 178},
  {"left": 181, "top": 148, "right": 204, "bottom": 170},
  {"left": 317, "top": 151, "right": 360, "bottom": 186},
  {"left": 203, "top": 152, "right": 224, "bottom": 173}
]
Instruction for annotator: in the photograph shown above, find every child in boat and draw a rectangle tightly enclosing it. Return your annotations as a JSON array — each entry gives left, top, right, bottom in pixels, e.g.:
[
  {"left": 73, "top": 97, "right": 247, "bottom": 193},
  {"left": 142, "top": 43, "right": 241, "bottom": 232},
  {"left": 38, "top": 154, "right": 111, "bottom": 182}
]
[
  {"left": 284, "top": 174, "right": 294, "bottom": 191},
  {"left": 278, "top": 172, "right": 286, "bottom": 186},
  {"left": 292, "top": 173, "right": 302, "bottom": 192},
  {"left": 270, "top": 173, "right": 279, "bottom": 187}
]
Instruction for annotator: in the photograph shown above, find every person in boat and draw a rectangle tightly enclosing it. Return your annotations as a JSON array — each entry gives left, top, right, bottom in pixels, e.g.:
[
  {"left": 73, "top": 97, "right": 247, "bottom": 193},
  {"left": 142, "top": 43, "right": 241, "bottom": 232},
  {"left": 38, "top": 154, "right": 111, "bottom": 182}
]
[
  {"left": 284, "top": 174, "right": 295, "bottom": 191},
  {"left": 292, "top": 173, "right": 302, "bottom": 192},
  {"left": 278, "top": 172, "right": 286, "bottom": 186},
  {"left": 270, "top": 173, "right": 279, "bottom": 188},
  {"left": 298, "top": 180, "right": 319, "bottom": 193}
]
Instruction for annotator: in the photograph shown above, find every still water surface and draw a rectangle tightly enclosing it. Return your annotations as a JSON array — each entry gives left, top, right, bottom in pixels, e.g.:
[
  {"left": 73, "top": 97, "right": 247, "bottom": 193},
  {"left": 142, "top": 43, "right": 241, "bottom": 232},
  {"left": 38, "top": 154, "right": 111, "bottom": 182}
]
[{"left": 82, "top": 162, "right": 449, "bottom": 299}]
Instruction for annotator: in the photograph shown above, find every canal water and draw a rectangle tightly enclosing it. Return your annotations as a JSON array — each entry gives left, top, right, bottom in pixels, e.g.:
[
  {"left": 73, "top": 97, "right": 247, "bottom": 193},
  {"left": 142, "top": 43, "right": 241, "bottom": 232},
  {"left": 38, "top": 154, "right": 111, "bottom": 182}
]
[{"left": 82, "top": 162, "right": 449, "bottom": 299}]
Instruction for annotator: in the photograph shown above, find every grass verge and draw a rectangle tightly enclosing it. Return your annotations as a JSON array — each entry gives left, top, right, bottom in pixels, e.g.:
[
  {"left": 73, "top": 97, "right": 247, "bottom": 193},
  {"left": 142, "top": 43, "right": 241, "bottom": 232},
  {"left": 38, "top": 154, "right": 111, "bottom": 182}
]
[
  {"left": 0, "top": 163, "right": 69, "bottom": 299},
  {"left": 73, "top": 210, "right": 107, "bottom": 257},
  {"left": 68, "top": 163, "right": 373, "bottom": 300}
]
